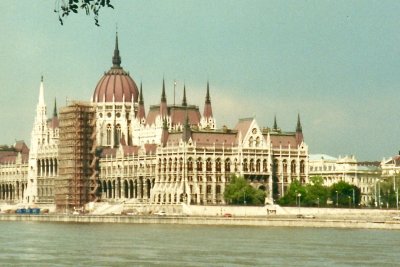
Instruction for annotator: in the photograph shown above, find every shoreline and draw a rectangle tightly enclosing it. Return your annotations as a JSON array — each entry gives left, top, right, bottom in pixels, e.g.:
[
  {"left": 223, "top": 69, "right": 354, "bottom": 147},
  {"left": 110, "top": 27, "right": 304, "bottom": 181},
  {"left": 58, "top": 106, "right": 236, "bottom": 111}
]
[{"left": 1, "top": 214, "right": 400, "bottom": 230}]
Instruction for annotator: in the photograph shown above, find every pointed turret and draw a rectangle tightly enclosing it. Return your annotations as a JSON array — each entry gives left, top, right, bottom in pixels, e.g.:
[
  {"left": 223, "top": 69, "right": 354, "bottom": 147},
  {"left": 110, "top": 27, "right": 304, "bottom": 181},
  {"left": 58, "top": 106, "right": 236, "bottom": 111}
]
[
  {"left": 203, "top": 81, "right": 213, "bottom": 118},
  {"left": 137, "top": 82, "right": 146, "bottom": 120},
  {"left": 112, "top": 31, "right": 122, "bottom": 68},
  {"left": 160, "top": 78, "right": 168, "bottom": 118},
  {"left": 182, "top": 110, "right": 191, "bottom": 142},
  {"left": 296, "top": 113, "right": 302, "bottom": 132},
  {"left": 53, "top": 98, "right": 58, "bottom": 118},
  {"left": 295, "top": 113, "right": 304, "bottom": 145},
  {"left": 182, "top": 84, "right": 187, "bottom": 106},
  {"left": 273, "top": 115, "right": 278, "bottom": 131}
]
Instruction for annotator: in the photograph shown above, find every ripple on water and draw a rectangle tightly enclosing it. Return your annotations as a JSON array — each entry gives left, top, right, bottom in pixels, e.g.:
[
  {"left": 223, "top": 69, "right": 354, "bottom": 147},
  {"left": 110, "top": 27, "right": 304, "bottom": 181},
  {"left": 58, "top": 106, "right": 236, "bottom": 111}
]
[{"left": 0, "top": 222, "right": 399, "bottom": 266}]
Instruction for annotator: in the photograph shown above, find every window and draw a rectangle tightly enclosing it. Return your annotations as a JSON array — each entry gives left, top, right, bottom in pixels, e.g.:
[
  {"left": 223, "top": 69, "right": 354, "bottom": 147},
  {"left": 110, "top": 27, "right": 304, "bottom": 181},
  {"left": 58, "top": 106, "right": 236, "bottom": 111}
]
[{"left": 106, "top": 124, "right": 112, "bottom": 145}]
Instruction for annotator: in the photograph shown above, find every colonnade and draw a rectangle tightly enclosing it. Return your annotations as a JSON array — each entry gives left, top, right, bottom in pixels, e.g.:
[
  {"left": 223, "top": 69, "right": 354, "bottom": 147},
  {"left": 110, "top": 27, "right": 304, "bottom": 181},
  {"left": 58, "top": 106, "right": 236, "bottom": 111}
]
[{"left": 37, "top": 158, "right": 58, "bottom": 177}]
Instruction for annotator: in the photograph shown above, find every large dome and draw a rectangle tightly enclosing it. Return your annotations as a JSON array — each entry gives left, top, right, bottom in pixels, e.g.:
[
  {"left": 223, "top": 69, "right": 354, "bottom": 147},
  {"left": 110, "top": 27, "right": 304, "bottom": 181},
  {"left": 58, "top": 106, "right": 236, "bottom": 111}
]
[
  {"left": 92, "top": 68, "right": 138, "bottom": 103},
  {"left": 92, "top": 33, "right": 139, "bottom": 103}
]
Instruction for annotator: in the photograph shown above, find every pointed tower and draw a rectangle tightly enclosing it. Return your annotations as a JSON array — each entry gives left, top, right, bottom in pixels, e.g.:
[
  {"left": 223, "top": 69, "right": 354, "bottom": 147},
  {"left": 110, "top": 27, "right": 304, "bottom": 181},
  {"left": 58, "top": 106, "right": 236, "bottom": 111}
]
[
  {"left": 182, "top": 84, "right": 187, "bottom": 107},
  {"left": 160, "top": 118, "right": 169, "bottom": 146},
  {"left": 159, "top": 78, "right": 168, "bottom": 118},
  {"left": 200, "top": 81, "right": 216, "bottom": 129},
  {"left": 182, "top": 111, "right": 192, "bottom": 142},
  {"left": 273, "top": 115, "right": 278, "bottom": 130},
  {"left": 137, "top": 82, "right": 146, "bottom": 121},
  {"left": 295, "top": 113, "right": 304, "bottom": 145},
  {"left": 112, "top": 31, "right": 122, "bottom": 69},
  {"left": 27, "top": 76, "right": 49, "bottom": 203},
  {"left": 53, "top": 98, "right": 58, "bottom": 118}
]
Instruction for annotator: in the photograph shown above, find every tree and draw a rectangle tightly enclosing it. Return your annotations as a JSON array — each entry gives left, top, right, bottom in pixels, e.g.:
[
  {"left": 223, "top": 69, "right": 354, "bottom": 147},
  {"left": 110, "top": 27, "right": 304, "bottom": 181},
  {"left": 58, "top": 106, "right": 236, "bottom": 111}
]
[
  {"left": 224, "top": 175, "right": 266, "bottom": 205},
  {"left": 375, "top": 178, "right": 399, "bottom": 208},
  {"left": 330, "top": 181, "right": 360, "bottom": 207},
  {"left": 278, "top": 176, "right": 329, "bottom": 207},
  {"left": 54, "top": 0, "right": 114, "bottom": 26}
]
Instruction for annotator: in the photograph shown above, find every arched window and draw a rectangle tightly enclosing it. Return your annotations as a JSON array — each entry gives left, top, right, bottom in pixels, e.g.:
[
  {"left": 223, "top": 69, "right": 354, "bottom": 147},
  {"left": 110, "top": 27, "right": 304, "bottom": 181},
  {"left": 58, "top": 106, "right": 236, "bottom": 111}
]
[
  {"left": 291, "top": 160, "right": 296, "bottom": 174},
  {"left": 106, "top": 124, "right": 112, "bottom": 145},
  {"left": 168, "top": 158, "right": 172, "bottom": 172},
  {"left": 300, "top": 160, "right": 305, "bottom": 174},
  {"left": 216, "top": 158, "right": 221, "bottom": 173},
  {"left": 249, "top": 136, "right": 253, "bottom": 147},
  {"left": 115, "top": 124, "right": 121, "bottom": 145},
  {"left": 197, "top": 158, "right": 202, "bottom": 171},
  {"left": 187, "top": 158, "right": 193, "bottom": 172},
  {"left": 243, "top": 159, "right": 248, "bottom": 172},
  {"left": 263, "top": 159, "right": 268, "bottom": 172},
  {"left": 283, "top": 160, "right": 288, "bottom": 174},
  {"left": 250, "top": 159, "right": 255, "bottom": 172},
  {"left": 225, "top": 158, "right": 231, "bottom": 173},
  {"left": 256, "top": 159, "right": 261, "bottom": 172},
  {"left": 206, "top": 158, "right": 212, "bottom": 172}
]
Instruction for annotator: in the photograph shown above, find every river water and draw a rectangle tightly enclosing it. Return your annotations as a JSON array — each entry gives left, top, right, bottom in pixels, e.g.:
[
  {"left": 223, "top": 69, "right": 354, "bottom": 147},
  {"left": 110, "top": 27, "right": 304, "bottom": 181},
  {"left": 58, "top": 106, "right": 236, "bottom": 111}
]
[{"left": 0, "top": 221, "right": 398, "bottom": 266}]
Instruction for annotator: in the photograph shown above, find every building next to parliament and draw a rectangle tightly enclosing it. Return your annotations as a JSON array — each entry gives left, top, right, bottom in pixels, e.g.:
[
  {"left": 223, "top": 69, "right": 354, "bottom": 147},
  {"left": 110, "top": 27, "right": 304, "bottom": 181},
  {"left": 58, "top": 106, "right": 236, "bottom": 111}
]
[{"left": 0, "top": 34, "right": 309, "bottom": 211}]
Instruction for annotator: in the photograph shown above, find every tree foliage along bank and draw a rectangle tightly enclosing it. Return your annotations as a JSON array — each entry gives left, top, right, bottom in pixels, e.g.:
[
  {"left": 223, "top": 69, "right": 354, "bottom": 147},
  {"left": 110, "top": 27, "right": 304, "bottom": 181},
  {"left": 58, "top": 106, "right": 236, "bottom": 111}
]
[
  {"left": 224, "top": 175, "right": 266, "bottom": 205},
  {"left": 278, "top": 176, "right": 361, "bottom": 208},
  {"left": 373, "top": 177, "right": 400, "bottom": 208}
]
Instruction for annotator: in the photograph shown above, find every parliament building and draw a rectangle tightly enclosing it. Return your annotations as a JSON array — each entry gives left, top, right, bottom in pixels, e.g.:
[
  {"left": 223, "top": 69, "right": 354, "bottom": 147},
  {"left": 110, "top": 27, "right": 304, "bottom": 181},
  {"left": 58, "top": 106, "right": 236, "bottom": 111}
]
[{"left": 0, "top": 34, "right": 309, "bottom": 211}]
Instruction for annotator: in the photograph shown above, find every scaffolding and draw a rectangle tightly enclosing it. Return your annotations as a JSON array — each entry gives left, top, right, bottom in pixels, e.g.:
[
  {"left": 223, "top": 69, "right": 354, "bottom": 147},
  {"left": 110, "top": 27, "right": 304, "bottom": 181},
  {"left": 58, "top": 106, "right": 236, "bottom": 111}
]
[{"left": 56, "top": 101, "right": 98, "bottom": 212}]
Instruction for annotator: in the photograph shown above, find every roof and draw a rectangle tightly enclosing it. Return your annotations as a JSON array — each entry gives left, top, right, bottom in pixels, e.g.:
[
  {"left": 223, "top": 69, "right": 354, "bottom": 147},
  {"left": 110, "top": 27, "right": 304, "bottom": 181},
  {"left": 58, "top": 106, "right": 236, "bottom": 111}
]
[
  {"left": 146, "top": 105, "right": 201, "bottom": 126},
  {"left": 234, "top": 118, "right": 253, "bottom": 138},
  {"left": 309, "top": 154, "right": 338, "bottom": 161},
  {"left": 92, "top": 68, "right": 139, "bottom": 103},
  {"left": 269, "top": 133, "right": 298, "bottom": 148}
]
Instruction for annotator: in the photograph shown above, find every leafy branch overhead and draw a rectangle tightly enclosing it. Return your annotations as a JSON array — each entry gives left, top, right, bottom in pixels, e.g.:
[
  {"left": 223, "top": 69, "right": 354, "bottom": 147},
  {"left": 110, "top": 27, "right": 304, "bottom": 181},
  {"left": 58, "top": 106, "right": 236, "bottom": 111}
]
[{"left": 54, "top": 0, "right": 114, "bottom": 26}]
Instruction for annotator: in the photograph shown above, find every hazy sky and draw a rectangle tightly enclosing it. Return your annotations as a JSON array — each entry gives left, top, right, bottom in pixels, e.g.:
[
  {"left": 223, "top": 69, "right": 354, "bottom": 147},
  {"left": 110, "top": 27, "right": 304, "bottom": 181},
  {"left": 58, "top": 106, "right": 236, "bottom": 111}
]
[{"left": 1, "top": 1, "right": 400, "bottom": 161}]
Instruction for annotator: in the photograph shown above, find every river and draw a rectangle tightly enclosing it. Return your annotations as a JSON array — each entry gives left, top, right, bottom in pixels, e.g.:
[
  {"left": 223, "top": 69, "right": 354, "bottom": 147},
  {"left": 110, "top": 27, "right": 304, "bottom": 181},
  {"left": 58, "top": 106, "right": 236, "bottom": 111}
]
[{"left": 0, "top": 221, "right": 398, "bottom": 266}]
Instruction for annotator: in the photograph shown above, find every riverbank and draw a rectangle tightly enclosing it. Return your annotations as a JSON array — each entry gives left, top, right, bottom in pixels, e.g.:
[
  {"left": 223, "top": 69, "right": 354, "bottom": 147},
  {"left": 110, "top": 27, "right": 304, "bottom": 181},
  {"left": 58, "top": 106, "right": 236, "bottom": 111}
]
[{"left": 1, "top": 213, "right": 400, "bottom": 230}]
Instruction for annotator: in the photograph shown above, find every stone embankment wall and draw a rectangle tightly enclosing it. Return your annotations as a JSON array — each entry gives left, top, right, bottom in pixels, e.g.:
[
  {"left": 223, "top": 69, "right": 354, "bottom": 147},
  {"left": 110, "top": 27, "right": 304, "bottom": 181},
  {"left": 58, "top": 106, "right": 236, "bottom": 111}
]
[{"left": 1, "top": 214, "right": 400, "bottom": 230}]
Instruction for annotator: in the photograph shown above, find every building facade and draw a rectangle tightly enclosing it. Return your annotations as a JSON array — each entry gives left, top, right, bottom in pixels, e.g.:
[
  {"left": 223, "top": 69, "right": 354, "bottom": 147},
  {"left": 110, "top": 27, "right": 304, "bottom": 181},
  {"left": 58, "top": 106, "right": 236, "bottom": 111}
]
[
  {"left": 309, "top": 154, "right": 381, "bottom": 205},
  {"left": 1, "top": 34, "right": 309, "bottom": 209}
]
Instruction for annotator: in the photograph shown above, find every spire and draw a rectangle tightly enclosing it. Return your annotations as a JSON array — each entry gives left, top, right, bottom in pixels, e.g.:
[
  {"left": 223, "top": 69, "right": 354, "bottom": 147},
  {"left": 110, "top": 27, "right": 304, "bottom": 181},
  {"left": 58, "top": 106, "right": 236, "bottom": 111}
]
[
  {"left": 296, "top": 113, "right": 302, "bottom": 132},
  {"left": 38, "top": 76, "right": 45, "bottom": 106},
  {"left": 53, "top": 98, "right": 58, "bottom": 117},
  {"left": 295, "top": 113, "right": 304, "bottom": 145},
  {"left": 273, "top": 115, "right": 278, "bottom": 130},
  {"left": 139, "top": 82, "right": 144, "bottom": 105},
  {"left": 112, "top": 31, "right": 122, "bottom": 68},
  {"left": 137, "top": 82, "right": 146, "bottom": 120},
  {"left": 205, "top": 81, "right": 211, "bottom": 104},
  {"left": 182, "top": 84, "right": 187, "bottom": 106},
  {"left": 161, "top": 78, "right": 166, "bottom": 102},
  {"left": 160, "top": 78, "right": 168, "bottom": 118},
  {"left": 182, "top": 109, "right": 191, "bottom": 142},
  {"left": 203, "top": 81, "right": 213, "bottom": 118}
]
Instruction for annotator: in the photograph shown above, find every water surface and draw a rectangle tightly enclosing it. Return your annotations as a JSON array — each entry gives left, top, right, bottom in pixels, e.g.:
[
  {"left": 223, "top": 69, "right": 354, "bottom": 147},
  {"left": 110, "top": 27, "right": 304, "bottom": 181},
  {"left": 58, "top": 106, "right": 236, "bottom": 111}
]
[{"left": 0, "top": 221, "right": 398, "bottom": 266}]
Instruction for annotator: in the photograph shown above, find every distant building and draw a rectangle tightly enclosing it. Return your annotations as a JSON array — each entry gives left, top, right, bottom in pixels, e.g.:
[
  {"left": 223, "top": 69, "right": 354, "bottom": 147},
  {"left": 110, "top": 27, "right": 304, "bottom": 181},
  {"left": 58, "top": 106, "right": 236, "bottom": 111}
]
[
  {"left": 0, "top": 141, "right": 29, "bottom": 203},
  {"left": 309, "top": 154, "right": 381, "bottom": 205}
]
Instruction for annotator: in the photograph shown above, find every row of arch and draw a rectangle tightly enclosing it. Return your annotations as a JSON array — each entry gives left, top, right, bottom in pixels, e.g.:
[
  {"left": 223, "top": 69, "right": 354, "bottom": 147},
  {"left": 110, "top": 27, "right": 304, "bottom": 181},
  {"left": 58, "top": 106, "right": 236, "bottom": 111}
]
[
  {"left": 0, "top": 182, "right": 26, "bottom": 202},
  {"left": 273, "top": 159, "right": 306, "bottom": 174},
  {"left": 158, "top": 157, "right": 306, "bottom": 174},
  {"left": 98, "top": 177, "right": 154, "bottom": 201},
  {"left": 37, "top": 158, "right": 58, "bottom": 177}
]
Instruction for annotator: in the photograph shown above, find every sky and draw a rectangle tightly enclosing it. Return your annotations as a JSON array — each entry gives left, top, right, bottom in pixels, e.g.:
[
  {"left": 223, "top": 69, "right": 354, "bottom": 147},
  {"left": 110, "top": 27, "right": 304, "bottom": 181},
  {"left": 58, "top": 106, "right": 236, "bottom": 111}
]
[{"left": 1, "top": 0, "right": 400, "bottom": 161}]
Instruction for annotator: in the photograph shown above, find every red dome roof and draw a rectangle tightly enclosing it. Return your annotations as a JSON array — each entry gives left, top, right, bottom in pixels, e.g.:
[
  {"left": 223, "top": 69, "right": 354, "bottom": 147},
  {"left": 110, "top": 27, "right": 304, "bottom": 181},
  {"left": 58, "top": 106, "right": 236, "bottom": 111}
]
[
  {"left": 92, "top": 68, "right": 139, "bottom": 103},
  {"left": 92, "top": 33, "right": 139, "bottom": 103}
]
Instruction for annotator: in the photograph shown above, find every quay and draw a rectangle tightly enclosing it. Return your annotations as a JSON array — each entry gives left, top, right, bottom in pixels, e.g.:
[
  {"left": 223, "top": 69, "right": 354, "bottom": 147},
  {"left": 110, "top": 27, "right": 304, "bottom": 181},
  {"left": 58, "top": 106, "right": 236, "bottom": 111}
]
[{"left": 1, "top": 213, "right": 400, "bottom": 230}]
